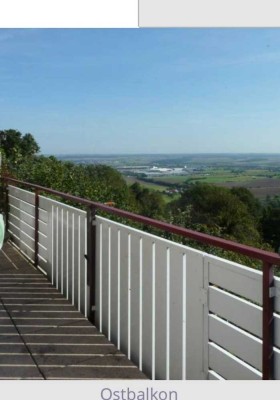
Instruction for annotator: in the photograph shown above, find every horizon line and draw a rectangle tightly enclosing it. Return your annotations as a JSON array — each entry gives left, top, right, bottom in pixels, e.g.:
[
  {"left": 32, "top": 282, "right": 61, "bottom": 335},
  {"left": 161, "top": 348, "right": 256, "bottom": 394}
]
[{"left": 46, "top": 152, "right": 280, "bottom": 157}]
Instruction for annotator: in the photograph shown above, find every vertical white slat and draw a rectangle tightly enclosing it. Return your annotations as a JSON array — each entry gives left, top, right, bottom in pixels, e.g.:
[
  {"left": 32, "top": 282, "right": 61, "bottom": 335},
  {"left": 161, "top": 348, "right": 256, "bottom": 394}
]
[
  {"left": 152, "top": 241, "right": 156, "bottom": 380},
  {"left": 78, "top": 215, "right": 86, "bottom": 316},
  {"left": 51, "top": 205, "right": 54, "bottom": 285},
  {"left": 117, "top": 229, "right": 121, "bottom": 349},
  {"left": 139, "top": 237, "right": 143, "bottom": 371},
  {"left": 99, "top": 222, "right": 103, "bottom": 333},
  {"left": 101, "top": 221, "right": 109, "bottom": 338},
  {"left": 141, "top": 236, "right": 154, "bottom": 378},
  {"left": 108, "top": 225, "right": 111, "bottom": 341},
  {"left": 66, "top": 210, "right": 69, "bottom": 300},
  {"left": 95, "top": 218, "right": 100, "bottom": 328},
  {"left": 84, "top": 216, "right": 87, "bottom": 318},
  {"left": 56, "top": 206, "right": 59, "bottom": 290},
  {"left": 130, "top": 232, "right": 141, "bottom": 368},
  {"left": 182, "top": 253, "right": 187, "bottom": 380},
  {"left": 109, "top": 224, "right": 119, "bottom": 345},
  {"left": 127, "top": 233, "right": 131, "bottom": 360},
  {"left": 203, "top": 258, "right": 210, "bottom": 378},
  {"left": 166, "top": 247, "right": 170, "bottom": 380},
  {"left": 169, "top": 247, "right": 184, "bottom": 379},
  {"left": 119, "top": 226, "right": 128, "bottom": 355},
  {"left": 185, "top": 249, "right": 205, "bottom": 379},
  {"left": 78, "top": 215, "right": 81, "bottom": 312},
  {"left": 72, "top": 212, "right": 75, "bottom": 306},
  {"left": 61, "top": 208, "right": 64, "bottom": 295}
]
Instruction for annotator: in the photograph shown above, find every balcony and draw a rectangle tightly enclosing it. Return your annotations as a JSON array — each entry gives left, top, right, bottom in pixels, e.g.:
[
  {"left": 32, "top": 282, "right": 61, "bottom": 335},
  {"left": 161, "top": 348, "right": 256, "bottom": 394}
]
[{"left": 1, "top": 177, "right": 280, "bottom": 380}]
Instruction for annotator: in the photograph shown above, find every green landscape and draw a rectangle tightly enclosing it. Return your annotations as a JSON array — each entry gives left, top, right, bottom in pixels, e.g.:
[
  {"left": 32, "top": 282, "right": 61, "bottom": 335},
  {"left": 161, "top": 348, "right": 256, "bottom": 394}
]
[
  {"left": 114, "top": 156, "right": 280, "bottom": 204},
  {"left": 1, "top": 129, "right": 280, "bottom": 268}
]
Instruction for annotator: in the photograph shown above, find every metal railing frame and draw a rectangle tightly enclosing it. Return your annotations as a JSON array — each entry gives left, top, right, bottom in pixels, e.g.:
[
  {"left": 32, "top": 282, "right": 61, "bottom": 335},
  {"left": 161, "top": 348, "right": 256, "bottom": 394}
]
[{"left": 2, "top": 176, "right": 280, "bottom": 380}]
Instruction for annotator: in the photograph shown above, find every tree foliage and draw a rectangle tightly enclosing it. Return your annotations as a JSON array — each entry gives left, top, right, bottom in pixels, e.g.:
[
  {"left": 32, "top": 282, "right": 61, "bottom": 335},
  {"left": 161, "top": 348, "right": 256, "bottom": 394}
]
[
  {"left": 230, "top": 187, "right": 262, "bottom": 220},
  {"left": 130, "top": 182, "right": 165, "bottom": 219},
  {"left": 1, "top": 129, "right": 138, "bottom": 213},
  {"left": 0, "top": 129, "right": 40, "bottom": 168},
  {"left": 261, "top": 197, "right": 280, "bottom": 251},
  {"left": 168, "top": 183, "right": 262, "bottom": 246},
  {"left": 15, "top": 155, "right": 138, "bottom": 212}
]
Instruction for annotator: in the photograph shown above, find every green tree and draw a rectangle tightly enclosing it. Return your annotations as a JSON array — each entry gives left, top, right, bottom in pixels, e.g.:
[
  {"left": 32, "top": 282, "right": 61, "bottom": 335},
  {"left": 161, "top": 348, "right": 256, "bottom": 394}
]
[
  {"left": 15, "top": 155, "right": 138, "bottom": 213},
  {"left": 0, "top": 129, "right": 40, "bottom": 168},
  {"left": 168, "top": 183, "right": 261, "bottom": 246},
  {"left": 130, "top": 182, "right": 165, "bottom": 219},
  {"left": 261, "top": 198, "right": 280, "bottom": 251},
  {"left": 230, "top": 187, "right": 262, "bottom": 219}
]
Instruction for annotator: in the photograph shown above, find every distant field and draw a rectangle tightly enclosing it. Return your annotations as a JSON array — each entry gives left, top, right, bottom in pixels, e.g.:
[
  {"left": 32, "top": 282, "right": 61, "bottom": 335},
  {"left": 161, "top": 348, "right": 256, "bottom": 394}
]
[
  {"left": 121, "top": 159, "right": 280, "bottom": 201},
  {"left": 124, "top": 176, "right": 168, "bottom": 192},
  {"left": 218, "top": 178, "right": 280, "bottom": 199},
  {"left": 147, "top": 168, "right": 278, "bottom": 187},
  {"left": 195, "top": 174, "right": 257, "bottom": 184},
  {"left": 124, "top": 171, "right": 280, "bottom": 199},
  {"left": 124, "top": 176, "right": 180, "bottom": 203},
  {"left": 151, "top": 175, "right": 188, "bottom": 184}
]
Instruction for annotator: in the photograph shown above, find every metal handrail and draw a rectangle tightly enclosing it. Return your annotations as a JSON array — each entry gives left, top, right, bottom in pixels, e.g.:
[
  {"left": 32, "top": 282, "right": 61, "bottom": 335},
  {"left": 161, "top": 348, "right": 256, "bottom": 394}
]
[
  {"left": 2, "top": 175, "right": 278, "bottom": 379},
  {"left": 3, "top": 176, "right": 280, "bottom": 265}
]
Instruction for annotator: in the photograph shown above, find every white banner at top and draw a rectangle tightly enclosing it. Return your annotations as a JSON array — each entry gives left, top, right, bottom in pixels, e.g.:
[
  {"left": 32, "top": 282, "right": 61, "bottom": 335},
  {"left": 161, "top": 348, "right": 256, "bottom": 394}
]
[{"left": 0, "top": 0, "right": 138, "bottom": 28}]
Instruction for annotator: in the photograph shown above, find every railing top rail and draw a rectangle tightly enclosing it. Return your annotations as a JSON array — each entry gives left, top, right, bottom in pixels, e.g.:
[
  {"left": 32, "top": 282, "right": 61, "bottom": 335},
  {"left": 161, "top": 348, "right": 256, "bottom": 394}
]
[{"left": 3, "top": 176, "right": 280, "bottom": 266}]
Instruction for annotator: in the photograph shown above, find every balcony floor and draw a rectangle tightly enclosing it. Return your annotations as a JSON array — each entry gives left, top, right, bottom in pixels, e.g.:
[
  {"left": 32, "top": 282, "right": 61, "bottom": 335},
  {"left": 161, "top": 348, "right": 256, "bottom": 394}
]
[{"left": 0, "top": 242, "right": 147, "bottom": 380}]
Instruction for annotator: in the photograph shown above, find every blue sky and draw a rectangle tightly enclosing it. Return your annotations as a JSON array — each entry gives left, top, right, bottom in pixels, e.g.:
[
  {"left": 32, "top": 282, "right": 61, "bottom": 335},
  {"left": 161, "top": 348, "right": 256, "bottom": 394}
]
[{"left": 1, "top": 28, "right": 280, "bottom": 154}]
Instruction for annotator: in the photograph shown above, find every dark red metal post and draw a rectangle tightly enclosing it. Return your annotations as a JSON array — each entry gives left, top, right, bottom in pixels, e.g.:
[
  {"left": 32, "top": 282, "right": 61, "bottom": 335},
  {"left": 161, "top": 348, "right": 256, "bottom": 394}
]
[
  {"left": 262, "top": 261, "right": 275, "bottom": 379},
  {"left": 34, "top": 189, "right": 39, "bottom": 268},
  {"left": 86, "top": 206, "right": 97, "bottom": 324},
  {"left": 4, "top": 181, "right": 9, "bottom": 232}
]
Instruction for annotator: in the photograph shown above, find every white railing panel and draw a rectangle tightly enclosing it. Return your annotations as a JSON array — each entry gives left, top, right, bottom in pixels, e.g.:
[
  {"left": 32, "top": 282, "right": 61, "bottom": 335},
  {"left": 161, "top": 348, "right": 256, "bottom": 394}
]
[
  {"left": 209, "top": 314, "right": 262, "bottom": 371},
  {"left": 8, "top": 219, "right": 35, "bottom": 259},
  {"left": 273, "top": 277, "right": 280, "bottom": 313},
  {"left": 38, "top": 207, "right": 48, "bottom": 224},
  {"left": 38, "top": 219, "right": 48, "bottom": 236},
  {"left": 9, "top": 186, "right": 35, "bottom": 205},
  {"left": 7, "top": 187, "right": 89, "bottom": 317},
  {"left": 49, "top": 201, "right": 87, "bottom": 316},
  {"left": 9, "top": 194, "right": 35, "bottom": 216},
  {"left": 10, "top": 185, "right": 280, "bottom": 380},
  {"left": 38, "top": 231, "right": 47, "bottom": 249},
  {"left": 9, "top": 214, "right": 34, "bottom": 239},
  {"left": 9, "top": 233, "right": 35, "bottom": 261},
  {"left": 209, "top": 342, "right": 262, "bottom": 380},
  {"left": 38, "top": 242, "right": 47, "bottom": 261},
  {"left": 95, "top": 216, "right": 205, "bottom": 380},
  {"left": 9, "top": 204, "right": 35, "bottom": 228},
  {"left": 206, "top": 255, "right": 262, "bottom": 305},
  {"left": 209, "top": 285, "right": 262, "bottom": 338}
]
